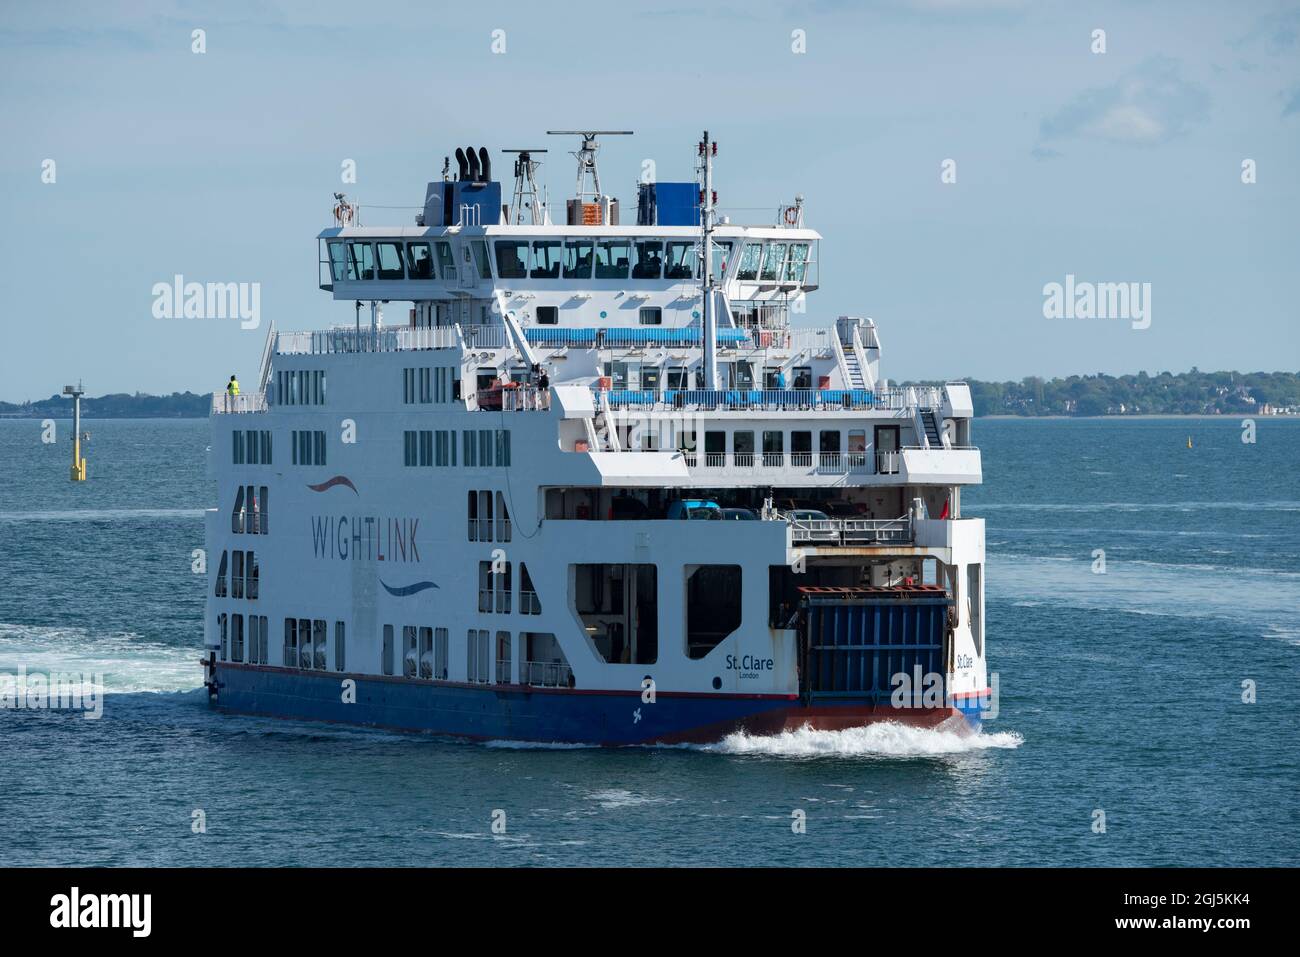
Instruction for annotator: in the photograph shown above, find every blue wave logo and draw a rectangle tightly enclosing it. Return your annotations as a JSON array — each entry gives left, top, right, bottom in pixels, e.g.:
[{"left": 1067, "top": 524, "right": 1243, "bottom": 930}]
[{"left": 380, "top": 579, "right": 439, "bottom": 598}]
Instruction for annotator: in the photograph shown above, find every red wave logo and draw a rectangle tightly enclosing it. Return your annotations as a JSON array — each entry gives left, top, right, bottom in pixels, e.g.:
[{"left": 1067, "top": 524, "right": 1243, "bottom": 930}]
[{"left": 307, "top": 475, "right": 359, "bottom": 495}]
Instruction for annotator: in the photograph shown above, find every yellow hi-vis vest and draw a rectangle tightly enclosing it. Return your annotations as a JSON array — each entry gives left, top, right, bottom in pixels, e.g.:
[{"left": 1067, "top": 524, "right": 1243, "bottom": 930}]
[{"left": 228, "top": 379, "right": 240, "bottom": 396}]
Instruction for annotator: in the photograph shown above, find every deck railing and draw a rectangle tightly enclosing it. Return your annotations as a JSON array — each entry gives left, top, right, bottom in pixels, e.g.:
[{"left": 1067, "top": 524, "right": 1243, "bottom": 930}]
[
  {"left": 786, "top": 514, "right": 913, "bottom": 546},
  {"left": 212, "top": 392, "right": 267, "bottom": 414},
  {"left": 523, "top": 661, "right": 573, "bottom": 688}
]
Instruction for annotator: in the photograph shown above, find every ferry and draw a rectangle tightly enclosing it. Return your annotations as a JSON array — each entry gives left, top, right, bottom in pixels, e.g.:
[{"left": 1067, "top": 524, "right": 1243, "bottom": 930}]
[{"left": 203, "top": 131, "right": 989, "bottom": 745}]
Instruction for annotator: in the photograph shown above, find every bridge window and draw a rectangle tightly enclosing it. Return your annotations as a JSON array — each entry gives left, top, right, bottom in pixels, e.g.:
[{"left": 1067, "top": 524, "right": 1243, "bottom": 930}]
[
  {"left": 347, "top": 242, "right": 375, "bottom": 280},
  {"left": 406, "top": 242, "right": 433, "bottom": 279},
  {"left": 563, "top": 240, "right": 593, "bottom": 278},
  {"left": 686, "top": 565, "right": 741, "bottom": 659},
  {"left": 434, "top": 241, "right": 456, "bottom": 277},
  {"left": 494, "top": 240, "right": 529, "bottom": 279},
  {"left": 376, "top": 241, "right": 405, "bottom": 280},
  {"left": 633, "top": 240, "right": 663, "bottom": 279},
  {"left": 784, "top": 242, "right": 809, "bottom": 283},
  {"left": 537, "top": 305, "right": 558, "bottom": 325},
  {"left": 470, "top": 240, "right": 493, "bottom": 279},
  {"left": 327, "top": 241, "right": 347, "bottom": 282},
  {"left": 736, "top": 242, "right": 762, "bottom": 281},
  {"left": 530, "top": 241, "right": 562, "bottom": 278},
  {"left": 639, "top": 306, "right": 662, "bottom": 326},
  {"left": 665, "top": 241, "right": 693, "bottom": 279},
  {"left": 711, "top": 240, "right": 733, "bottom": 277},
  {"left": 595, "top": 240, "right": 630, "bottom": 279},
  {"left": 760, "top": 243, "right": 787, "bottom": 282}
]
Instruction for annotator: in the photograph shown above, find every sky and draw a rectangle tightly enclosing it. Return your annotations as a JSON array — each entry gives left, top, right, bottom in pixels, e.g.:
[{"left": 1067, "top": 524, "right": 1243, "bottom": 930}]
[{"left": 0, "top": 0, "right": 1297, "bottom": 401}]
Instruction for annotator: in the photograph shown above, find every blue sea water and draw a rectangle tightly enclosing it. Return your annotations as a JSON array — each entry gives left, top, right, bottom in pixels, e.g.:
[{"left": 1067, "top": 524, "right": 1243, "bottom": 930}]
[{"left": 0, "top": 416, "right": 1296, "bottom": 866}]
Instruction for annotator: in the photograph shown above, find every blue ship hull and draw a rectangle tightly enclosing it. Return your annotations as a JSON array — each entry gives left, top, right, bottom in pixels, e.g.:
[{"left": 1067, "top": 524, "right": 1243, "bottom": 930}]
[{"left": 210, "top": 663, "right": 981, "bottom": 745}]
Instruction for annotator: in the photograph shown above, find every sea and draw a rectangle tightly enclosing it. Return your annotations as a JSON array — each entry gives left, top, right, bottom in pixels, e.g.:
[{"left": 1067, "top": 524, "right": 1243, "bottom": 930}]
[{"left": 0, "top": 416, "right": 1296, "bottom": 866}]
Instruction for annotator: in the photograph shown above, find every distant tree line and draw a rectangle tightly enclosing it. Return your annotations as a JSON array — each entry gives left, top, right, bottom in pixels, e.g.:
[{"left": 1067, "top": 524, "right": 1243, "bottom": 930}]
[
  {"left": 0, "top": 392, "right": 211, "bottom": 418},
  {"left": 903, "top": 370, "right": 1300, "bottom": 417}
]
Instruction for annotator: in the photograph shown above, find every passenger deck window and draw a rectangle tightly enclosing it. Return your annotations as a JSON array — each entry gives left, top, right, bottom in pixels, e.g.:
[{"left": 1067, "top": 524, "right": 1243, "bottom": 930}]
[
  {"left": 347, "top": 242, "right": 375, "bottom": 280},
  {"left": 736, "top": 242, "right": 762, "bottom": 281},
  {"left": 377, "top": 242, "right": 405, "bottom": 280},
  {"left": 633, "top": 241, "right": 663, "bottom": 279},
  {"left": 665, "top": 241, "right": 693, "bottom": 279},
  {"left": 563, "top": 240, "right": 594, "bottom": 278},
  {"left": 494, "top": 241, "right": 529, "bottom": 279},
  {"left": 595, "top": 240, "right": 630, "bottom": 279},
  {"left": 406, "top": 242, "right": 434, "bottom": 279},
  {"left": 530, "top": 241, "right": 562, "bottom": 278}
]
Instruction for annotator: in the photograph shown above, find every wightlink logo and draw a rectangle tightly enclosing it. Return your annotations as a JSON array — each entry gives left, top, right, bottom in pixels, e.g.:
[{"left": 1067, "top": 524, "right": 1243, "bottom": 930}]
[
  {"left": 50, "top": 887, "right": 151, "bottom": 938},
  {"left": 151, "top": 274, "right": 261, "bottom": 329},
  {"left": 0, "top": 666, "right": 103, "bottom": 719},
  {"left": 311, "top": 515, "right": 421, "bottom": 563},
  {"left": 1042, "top": 273, "right": 1151, "bottom": 330}
]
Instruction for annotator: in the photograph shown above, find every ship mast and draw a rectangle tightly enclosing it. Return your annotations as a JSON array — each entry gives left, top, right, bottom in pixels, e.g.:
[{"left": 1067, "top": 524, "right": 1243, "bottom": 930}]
[{"left": 699, "top": 131, "right": 719, "bottom": 390}]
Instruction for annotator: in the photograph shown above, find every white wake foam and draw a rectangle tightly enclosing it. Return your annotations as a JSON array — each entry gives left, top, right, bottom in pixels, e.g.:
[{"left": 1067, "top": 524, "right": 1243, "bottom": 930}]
[
  {"left": 0, "top": 622, "right": 200, "bottom": 693},
  {"left": 697, "top": 721, "right": 1023, "bottom": 758}
]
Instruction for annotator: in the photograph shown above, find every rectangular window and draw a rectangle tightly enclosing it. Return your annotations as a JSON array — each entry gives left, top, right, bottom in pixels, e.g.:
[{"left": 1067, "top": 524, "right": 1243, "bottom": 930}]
[
  {"left": 467, "top": 629, "right": 490, "bottom": 683},
  {"left": 434, "top": 241, "right": 456, "bottom": 278},
  {"left": 418, "top": 626, "right": 433, "bottom": 679},
  {"left": 403, "top": 368, "right": 415, "bottom": 404},
  {"left": 376, "top": 241, "right": 404, "bottom": 280},
  {"left": 479, "top": 430, "right": 493, "bottom": 468},
  {"left": 563, "top": 240, "right": 593, "bottom": 279},
  {"left": 298, "top": 618, "right": 312, "bottom": 669},
  {"left": 479, "top": 561, "right": 493, "bottom": 613},
  {"left": 530, "top": 240, "right": 563, "bottom": 278},
  {"left": 245, "top": 429, "right": 258, "bottom": 464},
  {"left": 494, "top": 240, "right": 529, "bottom": 279},
  {"left": 218, "top": 613, "right": 228, "bottom": 661},
  {"left": 403, "top": 625, "right": 418, "bottom": 677},
  {"left": 347, "top": 242, "right": 375, "bottom": 280},
  {"left": 536, "top": 305, "right": 558, "bottom": 325},
  {"left": 784, "top": 242, "right": 810, "bottom": 283},
  {"left": 404, "top": 430, "right": 417, "bottom": 467},
  {"left": 639, "top": 306, "right": 662, "bottom": 326},
  {"left": 231, "top": 550, "right": 245, "bottom": 599},
  {"left": 463, "top": 430, "right": 477, "bottom": 467},
  {"left": 760, "top": 243, "right": 788, "bottom": 282},
  {"left": 246, "top": 551, "right": 259, "bottom": 600},
  {"left": 231, "top": 613, "right": 244, "bottom": 663},
  {"left": 632, "top": 240, "right": 663, "bottom": 279},
  {"left": 382, "top": 624, "right": 394, "bottom": 676},
  {"left": 435, "top": 627, "right": 449, "bottom": 680},
  {"left": 664, "top": 240, "right": 694, "bottom": 279},
  {"left": 312, "top": 620, "right": 325, "bottom": 670},
  {"left": 419, "top": 367, "right": 431, "bottom": 404},
  {"left": 496, "top": 430, "right": 511, "bottom": 467},
  {"left": 406, "top": 242, "right": 433, "bottom": 280},
  {"left": 233, "top": 430, "right": 244, "bottom": 465},
  {"left": 283, "top": 618, "right": 296, "bottom": 666},
  {"left": 435, "top": 430, "right": 449, "bottom": 467},
  {"left": 595, "top": 240, "right": 630, "bottom": 279},
  {"left": 261, "top": 431, "right": 272, "bottom": 464},
  {"left": 495, "top": 631, "right": 512, "bottom": 684},
  {"left": 334, "top": 621, "right": 345, "bottom": 672},
  {"left": 737, "top": 242, "right": 763, "bottom": 281},
  {"left": 314, "top": 431, "right": 326, "bottom": 466},
  {"left": 471, "top": 240, "right": 492, "bottom": 279},
  {"left": 419, "top": 430, "right": 433, "bottom": 467},
  {"left": 328, "top": 241, "right": 348, "bottom": 282}
]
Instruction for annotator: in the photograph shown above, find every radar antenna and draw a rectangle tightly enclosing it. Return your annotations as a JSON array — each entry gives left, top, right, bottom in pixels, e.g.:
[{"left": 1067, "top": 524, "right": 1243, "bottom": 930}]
[
  {"left": 546, "top": 130, "right": 632, "bottom": 201},
  {"left": 502, "top": 149, "right": 549, "bottom": 225}
]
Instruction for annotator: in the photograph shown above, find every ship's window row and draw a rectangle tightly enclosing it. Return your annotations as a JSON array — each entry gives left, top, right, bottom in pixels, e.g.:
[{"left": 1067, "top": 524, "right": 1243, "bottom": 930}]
[
  {"left": 602, "top": 360, "right": 814, "bottom": 391},
  {"left": 283, "top": 618, "right": 343, "bottom": 671},
  {"left": 276, "top": 369, "right": 326, "bottom": 406},
  {"left": 231, "top": 484, "right": 269, "bottom": 534},
  {"left": 291, "top": 430, "right": 327, "bottom": 466},
  {"left": 217, "top": 613, "right": 269, "bottom": 664},
  {"left": 401, "top": 366, "right": 456, "bottom": 404},
  {"left": 214, "top": 549, "right": 259, "bottom": 600},
  {"left": 467, "top": 490, "right": 512, "bottom": 542},
  {"left": 232, "top": 429, "right": 272, "bottom": 465},
  {"left": 328, "top": 237, "right": 810, "bottom": 285}
]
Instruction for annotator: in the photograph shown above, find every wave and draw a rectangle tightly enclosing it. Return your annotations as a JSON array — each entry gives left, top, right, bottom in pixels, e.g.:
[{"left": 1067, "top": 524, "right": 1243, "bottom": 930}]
[
  {"left": 0, "top": 508, "right": 204, "bottom": 523},
  {"left": 0, "top": 622, "right": 200, "bottom": 693},
  {"left": 691, "top": 721, "right": 1023, "bottom": 759}
]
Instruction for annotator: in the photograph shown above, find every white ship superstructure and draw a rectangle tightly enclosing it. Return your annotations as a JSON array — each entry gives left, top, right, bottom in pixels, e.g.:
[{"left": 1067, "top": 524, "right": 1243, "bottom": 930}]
[{"left": 203, "top": 132, "right": 988, "bottom": 744}]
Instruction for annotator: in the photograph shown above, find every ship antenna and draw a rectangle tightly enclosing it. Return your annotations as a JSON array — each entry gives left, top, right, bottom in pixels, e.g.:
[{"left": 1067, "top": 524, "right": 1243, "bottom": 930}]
[
  {"left": 546, "top": 130, "right": 632, "bottom": 202},
  {"left": 698, "top": 131, "right": 720, "bottom": 390},
  {"left": 502, "top": 149, "right": 548, "bottom": 225}
]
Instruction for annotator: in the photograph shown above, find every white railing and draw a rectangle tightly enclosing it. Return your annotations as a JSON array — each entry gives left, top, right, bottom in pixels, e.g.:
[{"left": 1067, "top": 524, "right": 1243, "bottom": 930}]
[
  {"left": 276, "top": 326, "right": 463, "bottom": 355},
  {"left": 876, "top": 450, "right": 900, "bottom": 474},
  {"left": 685, "top": 451, "right": 872, "bottom": 475},
  {"left": 785, "top": 514, "right": 913, "bottom": 546},
  {"left": 212, "top": 392, "right": 267, "bottom": 414},
  {"left": 523, "top": 661, "right": 573, "bottom": 688}
]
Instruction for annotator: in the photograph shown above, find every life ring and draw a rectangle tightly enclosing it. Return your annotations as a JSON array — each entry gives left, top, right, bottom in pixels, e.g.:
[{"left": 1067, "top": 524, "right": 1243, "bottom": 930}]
[
  {"left": 783, "top": 205, "right": 798, "bottom": 225},
  {"left": 334, "top": 203, "right": 354, "bottom": 226}
]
